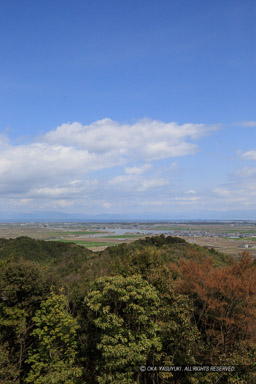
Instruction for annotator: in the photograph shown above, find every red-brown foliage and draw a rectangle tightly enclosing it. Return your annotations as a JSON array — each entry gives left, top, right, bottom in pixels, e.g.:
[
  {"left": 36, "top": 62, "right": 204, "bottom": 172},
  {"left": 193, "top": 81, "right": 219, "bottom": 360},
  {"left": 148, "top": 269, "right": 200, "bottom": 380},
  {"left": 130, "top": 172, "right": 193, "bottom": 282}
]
[{"left": 173, "top": 252, "right": 256, "bottom": 360}]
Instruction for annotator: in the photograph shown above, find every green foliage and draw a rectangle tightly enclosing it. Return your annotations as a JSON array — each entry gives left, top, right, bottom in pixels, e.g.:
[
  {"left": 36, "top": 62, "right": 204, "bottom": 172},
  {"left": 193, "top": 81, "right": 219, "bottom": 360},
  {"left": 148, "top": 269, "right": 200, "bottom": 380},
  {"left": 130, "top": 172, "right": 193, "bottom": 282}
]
[
  {"left": 142, "top": 234, "right": 186, "bottom": 246},
  {"left": 0, "top": 259, "right": 51, "bottom": 311},
  {"left": 148, "top": 267, "right": 203, "bottom": 383},
  {"left": 25, "top": 290, "right": 82, "bottom": 384},
  {"left": 86, "top": 275, "right": 161, "bottom": 384},
  {"left": 0, "top": 342, "right": 20, "bottom": 384},
  {"left": 0, "top": 260, "right": 53, "bottom": 381},
  {"left": 216, "top": 345, "right": 256, "bottom": 384},
  {"left": 101, "top": 236, "right": 231, "bottom": 280},
  {"left": 0, "top": 236, "right": 92, "bottom": 267},
  {"left": 0, "top": 235, "right": 253, "bottom": 384},
  {"left": 110, "top": 246, "right": 164, "bottom": 277},
  {"left": 58, "top": 240, "right": 119, "bottom": 247}
]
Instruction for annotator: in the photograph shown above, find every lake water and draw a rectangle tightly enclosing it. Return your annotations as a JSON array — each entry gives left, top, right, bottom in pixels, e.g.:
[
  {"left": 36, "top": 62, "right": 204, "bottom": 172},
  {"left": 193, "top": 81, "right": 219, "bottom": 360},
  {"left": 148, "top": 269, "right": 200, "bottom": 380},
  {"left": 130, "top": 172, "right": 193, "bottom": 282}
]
[{"left": 82, "top": 228, "right": 175, "bottom": 238}]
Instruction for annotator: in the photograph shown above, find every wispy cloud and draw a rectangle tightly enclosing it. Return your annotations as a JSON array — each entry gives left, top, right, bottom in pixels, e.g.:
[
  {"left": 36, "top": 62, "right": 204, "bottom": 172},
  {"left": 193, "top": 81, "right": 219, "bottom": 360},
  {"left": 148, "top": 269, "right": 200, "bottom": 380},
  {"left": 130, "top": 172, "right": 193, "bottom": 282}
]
[
  {"left": 236, "top": 121, "right": 256, "bottom": 127},
  {"left": 108, "top": 173, "right": 168, "bottom": 192},
  {"left": 240, "top": 150, "right": 256, "bottom": 160},
  {"left": 125, "top": 164, "right": 151, "bottom": 175},
  {"left": 211, "top": 165, "right": 256, "bottom": 209}
]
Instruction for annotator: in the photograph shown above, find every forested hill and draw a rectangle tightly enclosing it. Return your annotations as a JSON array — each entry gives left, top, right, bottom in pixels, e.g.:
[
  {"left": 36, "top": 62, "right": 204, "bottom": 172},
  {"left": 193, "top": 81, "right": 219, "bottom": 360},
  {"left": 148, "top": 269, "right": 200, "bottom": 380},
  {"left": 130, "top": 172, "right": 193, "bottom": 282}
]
[
  {"left": 0, "top": 235, "right": 256, "bottom": 384},
  {"left": 0, "top": 236, "right": 93, "bottom": 264},
  {"left": 0, "top": 234, "right": 230, "bottom": 267}
]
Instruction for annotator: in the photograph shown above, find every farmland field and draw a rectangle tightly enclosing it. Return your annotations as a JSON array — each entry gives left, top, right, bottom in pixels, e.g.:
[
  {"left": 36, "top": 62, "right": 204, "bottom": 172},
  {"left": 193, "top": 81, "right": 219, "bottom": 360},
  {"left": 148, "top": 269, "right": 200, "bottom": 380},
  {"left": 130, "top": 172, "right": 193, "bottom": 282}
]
[{"left": 0, "top": 221, "right": 256, "bottom": 256}]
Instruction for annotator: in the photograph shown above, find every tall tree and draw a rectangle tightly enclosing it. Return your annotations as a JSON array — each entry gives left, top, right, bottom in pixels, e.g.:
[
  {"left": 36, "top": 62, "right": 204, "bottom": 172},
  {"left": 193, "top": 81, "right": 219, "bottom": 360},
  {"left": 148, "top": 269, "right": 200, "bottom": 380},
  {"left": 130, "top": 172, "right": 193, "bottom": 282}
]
[
  {"left": 0, "top": 342, "right": 20, "bottom": 384},
  {"left": 147, "top": 266, "right": 203, "bottom": 383},
  {"left": 25, "top": 290, "right": 82, "bottom": 384},
  {"left": 175, "top": 252, "right": 256, "bottom": 354},
  {"left": 0, "top": 260, "right": 52, "bottom": 382},
  {"left": 85, "top": 274, "right": 161, "bottom": 384}
]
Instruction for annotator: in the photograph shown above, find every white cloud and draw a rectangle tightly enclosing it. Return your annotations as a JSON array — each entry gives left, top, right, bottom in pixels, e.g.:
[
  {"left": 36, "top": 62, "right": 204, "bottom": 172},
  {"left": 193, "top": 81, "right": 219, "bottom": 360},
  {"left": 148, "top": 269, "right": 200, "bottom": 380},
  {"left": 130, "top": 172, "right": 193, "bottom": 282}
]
[
  {"left": 173, "top": 196, "right": 200, "bottom": 202},
  {"left": 8, "top": 198, "right": 33, "bottom": 206},
  {"left": 210, "top": 165, "right": 256, "bottom": 209},
  {"left": 103, "top": 202, "right": 111, "bottom": 209},
  {"left": 0, "top": 142, "right": 117, "bottom": 195},
  {"left": 0, "top": 133, "right": 9, "bottom": 146},
  {"left": 53, "top": 200, "right": 74, "bottom": 208},
  {"left": 237, "top": 121, "right": 256, "bottom": 127},
  {"left": 137, "top": 178, "right": 168, "bottom": 192},
  {"left": 33, "top": 187, "right": 78, "bottom": 198},
  {"left": 125, "top": 164, "right": 151, "bottom": 175},
  {"left": 0, "top": 118, "right": 215, "bottom": 196},
  {"left": 214, "top": 189, "right": 231, "bottom": 197},
  {"left": 234, "top": 167, "right": 256, "bottom": 178},
  {"left": 141, "top": 200, "right": 165, "bottom": 206},
  {"left": 240, "top": 150, "right": 256, "bottom": 160},
  {"left": 109, "top": 173, "right": 168, "bottom": 192},
  {"left": 169, "top": 162, "right": 179, "bottom": 171},
  {"left": 43, "top": 118, "right": 216, "bottom": 161},
  {"left": 0, "top": 118, "right": 218, "bottom": 214}
]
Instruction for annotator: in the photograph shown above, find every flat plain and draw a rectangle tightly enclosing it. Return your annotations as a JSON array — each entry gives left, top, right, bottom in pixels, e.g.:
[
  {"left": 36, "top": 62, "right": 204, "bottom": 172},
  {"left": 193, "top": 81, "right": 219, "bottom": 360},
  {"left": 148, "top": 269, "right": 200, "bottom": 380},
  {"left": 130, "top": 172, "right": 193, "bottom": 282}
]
[{"left": 0, "top": 221, "right": 256, "bottom": 257}]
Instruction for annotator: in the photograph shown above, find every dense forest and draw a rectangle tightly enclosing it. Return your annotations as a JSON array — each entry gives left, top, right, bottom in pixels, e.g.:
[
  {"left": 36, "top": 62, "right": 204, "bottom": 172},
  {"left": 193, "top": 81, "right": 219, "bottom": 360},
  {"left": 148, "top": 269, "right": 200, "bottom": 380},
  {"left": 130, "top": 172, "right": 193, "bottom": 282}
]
[{"left": 0, "top": 235, "right": 256, "bottom": 383}]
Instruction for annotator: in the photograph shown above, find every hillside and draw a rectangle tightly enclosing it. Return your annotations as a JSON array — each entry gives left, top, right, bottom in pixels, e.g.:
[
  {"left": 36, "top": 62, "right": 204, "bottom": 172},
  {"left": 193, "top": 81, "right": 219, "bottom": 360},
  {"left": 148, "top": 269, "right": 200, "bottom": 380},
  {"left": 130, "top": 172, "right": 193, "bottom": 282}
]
[{"left": 0, "top": 235, "right": 255, "bottom": 384}]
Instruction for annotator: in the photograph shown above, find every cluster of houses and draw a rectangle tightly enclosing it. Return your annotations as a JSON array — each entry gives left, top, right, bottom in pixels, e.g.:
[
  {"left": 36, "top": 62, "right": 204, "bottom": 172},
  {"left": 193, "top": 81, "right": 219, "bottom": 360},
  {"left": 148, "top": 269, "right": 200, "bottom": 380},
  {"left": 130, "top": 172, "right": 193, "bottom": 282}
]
[{"left": 239, "top": 243, "right": 256, "bottom": 249}]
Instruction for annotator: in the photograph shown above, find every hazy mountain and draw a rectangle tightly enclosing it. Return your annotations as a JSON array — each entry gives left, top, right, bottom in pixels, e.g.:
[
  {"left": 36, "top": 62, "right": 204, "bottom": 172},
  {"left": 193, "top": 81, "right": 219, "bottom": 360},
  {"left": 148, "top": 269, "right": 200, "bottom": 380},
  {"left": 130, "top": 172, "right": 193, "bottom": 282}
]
[{"left": 0, "top": 210, "right": 255, "bottom": 222}]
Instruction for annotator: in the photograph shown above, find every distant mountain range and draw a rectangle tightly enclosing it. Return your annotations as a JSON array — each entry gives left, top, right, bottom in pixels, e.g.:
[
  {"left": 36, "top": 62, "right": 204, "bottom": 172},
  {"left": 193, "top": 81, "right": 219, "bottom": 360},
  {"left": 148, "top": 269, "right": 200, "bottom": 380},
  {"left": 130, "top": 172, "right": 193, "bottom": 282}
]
[{"left": 0, "top": 210, "right": 255, "bottom": 222}]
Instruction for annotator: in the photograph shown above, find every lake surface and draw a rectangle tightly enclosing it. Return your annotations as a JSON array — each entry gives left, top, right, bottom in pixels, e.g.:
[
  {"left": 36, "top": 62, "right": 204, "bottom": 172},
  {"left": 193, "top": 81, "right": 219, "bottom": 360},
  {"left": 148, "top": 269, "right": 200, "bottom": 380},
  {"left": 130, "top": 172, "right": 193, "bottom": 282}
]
[{"left": 82, "top": 228, "right": 175, "bottom": 237}]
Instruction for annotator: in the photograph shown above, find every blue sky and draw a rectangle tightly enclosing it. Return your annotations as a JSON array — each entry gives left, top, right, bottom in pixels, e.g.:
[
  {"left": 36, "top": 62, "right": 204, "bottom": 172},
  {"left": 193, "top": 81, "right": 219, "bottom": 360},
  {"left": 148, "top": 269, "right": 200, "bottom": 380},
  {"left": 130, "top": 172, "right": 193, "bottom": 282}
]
[{"left": 0, "top": 0, "right": 255, "bottom": 219}]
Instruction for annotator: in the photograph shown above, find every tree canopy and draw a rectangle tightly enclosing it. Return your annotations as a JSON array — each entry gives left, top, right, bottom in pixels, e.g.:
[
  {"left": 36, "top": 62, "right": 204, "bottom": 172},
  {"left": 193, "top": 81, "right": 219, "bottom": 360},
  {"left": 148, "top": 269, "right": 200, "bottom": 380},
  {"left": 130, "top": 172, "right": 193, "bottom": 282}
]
[{"left": 0, "top": 235, "right": 255, "bottom": 383}]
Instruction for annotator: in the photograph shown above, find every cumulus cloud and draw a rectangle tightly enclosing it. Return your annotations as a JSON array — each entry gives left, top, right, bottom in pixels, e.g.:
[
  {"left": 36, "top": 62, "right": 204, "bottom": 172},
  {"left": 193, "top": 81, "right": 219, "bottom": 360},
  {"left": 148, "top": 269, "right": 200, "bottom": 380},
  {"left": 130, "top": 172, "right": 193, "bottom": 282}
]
[
  {"left": 0, "top": 118, "right": 214, "bottom": 197},
  {"left": 0, "top": 117, "right": 219, "bottom": 214},
  {"left": 0, "top": 143, "right": 103, "bottom": 192},
  {"left": 43, "top": 118, "right": 216, "bottom": 161}
]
